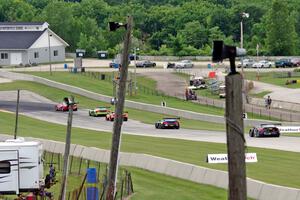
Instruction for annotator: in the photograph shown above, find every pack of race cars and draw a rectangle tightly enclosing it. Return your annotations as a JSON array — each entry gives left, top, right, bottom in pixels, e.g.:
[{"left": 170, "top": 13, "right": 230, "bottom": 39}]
[
  {"left": 55, "top": 99, "right": 129, "bottom": 122},
  {"left": 55, "top": 98, "right": 285, "bottom": 136}
]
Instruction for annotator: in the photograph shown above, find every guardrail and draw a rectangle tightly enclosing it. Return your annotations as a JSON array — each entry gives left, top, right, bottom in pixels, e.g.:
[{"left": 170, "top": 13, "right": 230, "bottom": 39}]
[{"left": 1, "top": 134, "right": 299, "bottom": 200}]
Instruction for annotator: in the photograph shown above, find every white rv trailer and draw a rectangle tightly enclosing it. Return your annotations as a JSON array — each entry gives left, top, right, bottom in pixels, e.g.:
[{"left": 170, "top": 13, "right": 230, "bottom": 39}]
[{"left": 0, "top": 138, "right": 43, "bottom": 195}]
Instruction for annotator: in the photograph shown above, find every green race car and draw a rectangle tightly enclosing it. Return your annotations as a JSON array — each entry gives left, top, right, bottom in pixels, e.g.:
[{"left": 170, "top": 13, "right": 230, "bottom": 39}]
[{"left": 88, "top": 106, "right": 110, "bottom": 117}]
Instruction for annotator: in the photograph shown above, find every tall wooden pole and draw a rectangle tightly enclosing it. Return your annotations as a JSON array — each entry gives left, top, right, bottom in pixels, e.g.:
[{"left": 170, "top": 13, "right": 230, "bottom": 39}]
[
  {"left": 225, "top": 58, "right": 247, "bottom": 200},
  {"left": 48, "top": 29, "right": 52, "bottom": 76},
  {"left": 59, "top": 96, "right": 74, "bottom": 200},
  {"left": 106, "top": 16, "right": 132, "bottom": 200},
  {"left": 14, "top": 89, "right": 20, "bottom": 139}
]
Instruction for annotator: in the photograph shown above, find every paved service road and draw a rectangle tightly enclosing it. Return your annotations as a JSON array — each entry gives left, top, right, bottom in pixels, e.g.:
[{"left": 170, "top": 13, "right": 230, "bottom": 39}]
[{"left": 1, "top": 91, "right": 300, "bottom": 153}]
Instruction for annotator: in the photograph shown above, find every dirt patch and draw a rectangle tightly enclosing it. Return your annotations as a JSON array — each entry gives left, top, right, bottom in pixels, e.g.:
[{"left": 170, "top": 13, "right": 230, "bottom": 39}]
[{"left": 141, "top": 72, "right": 188, "bottom": 98}]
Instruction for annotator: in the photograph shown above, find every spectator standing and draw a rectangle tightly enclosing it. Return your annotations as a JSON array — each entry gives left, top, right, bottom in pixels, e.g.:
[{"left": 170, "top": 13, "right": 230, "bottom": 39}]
[{"left": 266, "top": 96, "right": 272, "bottom": 109}]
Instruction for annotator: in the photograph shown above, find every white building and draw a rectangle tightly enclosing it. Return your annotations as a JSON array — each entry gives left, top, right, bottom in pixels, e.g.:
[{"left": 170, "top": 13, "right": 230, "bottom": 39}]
[{"left": 0, "top": 22, "right": 69, "bottom": 66}]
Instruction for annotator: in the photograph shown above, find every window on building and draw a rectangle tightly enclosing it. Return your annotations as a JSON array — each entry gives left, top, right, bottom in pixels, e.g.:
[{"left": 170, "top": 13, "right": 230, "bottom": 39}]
[
  {"left": 0, "top": 161, "right": 10, "bottom": 174},
  {"left": 54, "top": 50, "right": 58, "bottom": 56},
  {"left": 1, "top": 53, "right": 8, "bottom": 59},
  {"left": 34, "top": 52, "right": 39, "bottom": 58}
]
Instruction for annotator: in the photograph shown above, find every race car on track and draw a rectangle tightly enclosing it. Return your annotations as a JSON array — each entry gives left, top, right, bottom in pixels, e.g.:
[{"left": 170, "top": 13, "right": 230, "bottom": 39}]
[
  {"left": 89, "top": 106, "right": 110, "bottom": 117},
  {"left": 105, "top": 112, "right": 128, "bottom": 121},
  {"left": 155, "top": 118, "right": 180, "bottom": 129},
  {"left": 55, "top": 97, "right": 78, "bottom": 112},
  {"left": 249, "top": 124, "right": 280, "bottom": 137}
]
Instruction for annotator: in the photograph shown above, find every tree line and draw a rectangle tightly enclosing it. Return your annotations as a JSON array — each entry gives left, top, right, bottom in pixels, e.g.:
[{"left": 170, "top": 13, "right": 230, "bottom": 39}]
[{"left": 0, "top": 0, "right": 299, "bottom": 57}]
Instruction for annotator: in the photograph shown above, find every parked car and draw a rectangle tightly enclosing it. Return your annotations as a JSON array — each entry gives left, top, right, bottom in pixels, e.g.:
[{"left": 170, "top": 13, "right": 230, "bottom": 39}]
[
  {"left": 252, "top": 60, "right": 272, "bottom": 68},
  {"left": 109, "top": 59, "right": 121, "bottom": 68},
  {"left": 129, "top": 54, "right": 139, "bottom": 61},
  {"left": 135, "top": 60, "right": 156, "bottom": 68},
  {"left": 237, "top": 58, "right": 255, "bottom": 68},
  {"left": 249, "top": 124, "right": 280, "bottom": 137},
  {"left": 275, "top": 59, "right": 293, "bottom": 68},
  {"left": 175, "top": 60, "right": 194, "bottom": 68},
  {"left": 55, "top": 97, "right": 77, "bottom": 111},
  {"left": 165, "top": 62, "right": 175, "bottom": 68},
  {"left": 291, "top": 58, "right": 300, "bottom": 67},
  {"left": 105, "top": 112, "right": 128, "bottom": 121},
  {"left": 89, "top": 106, "right": 110, "bottom": 117},
  {"left": 155, "top": 118, "right": 180, "bottom": 129}
]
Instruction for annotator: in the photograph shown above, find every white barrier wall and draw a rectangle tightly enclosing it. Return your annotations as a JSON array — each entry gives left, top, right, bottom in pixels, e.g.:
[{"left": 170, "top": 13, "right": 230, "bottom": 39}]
[{"left": 0, "top": 134, "right": 299, "bottom": 200}]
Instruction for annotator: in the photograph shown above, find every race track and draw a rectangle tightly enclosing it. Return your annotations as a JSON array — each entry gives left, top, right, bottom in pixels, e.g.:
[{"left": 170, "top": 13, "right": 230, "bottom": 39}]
[{"left": 1, "top": 90, "right": 300, "bottom": 153}]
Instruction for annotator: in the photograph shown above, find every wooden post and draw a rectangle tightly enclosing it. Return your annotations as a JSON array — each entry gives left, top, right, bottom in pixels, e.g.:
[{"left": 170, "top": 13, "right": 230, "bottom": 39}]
[
  {"left": 106, "top": 16, "right": 132, "bottom": 200},
  {"left": 14, "top": 89, "right": 20, "bottom": 139},
  {"left": 97, "top": 162, "right": 101, "bottom": 182},
  {"left": 76, "top": 173, "right": 87, "bottom": 200},
  {"left": 69, "top": 155, "right": 73, "bottom": 174},
  {"left": 59, "top": 96, "right": 74, "bottom": 200},
  {"left": 78, "top": 157, "right": 83, "bottom": 175},
  {"left": 87, "top": 160, "right": 90, "bottom": 169},
  {"left": 225, "top": 71, "right": 247, "bottom": 200},
  {"left": 58, "top": 154, "right": 61, "bottom": 171}
]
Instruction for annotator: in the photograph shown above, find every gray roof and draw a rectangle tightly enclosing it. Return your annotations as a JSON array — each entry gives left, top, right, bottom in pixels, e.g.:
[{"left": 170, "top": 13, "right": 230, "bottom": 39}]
[
  {"left": 0, "top": 30, "right": 45, "bottom": 49},
  {"left": 0, "top": 22, "right": 45, "bottom": 26}
]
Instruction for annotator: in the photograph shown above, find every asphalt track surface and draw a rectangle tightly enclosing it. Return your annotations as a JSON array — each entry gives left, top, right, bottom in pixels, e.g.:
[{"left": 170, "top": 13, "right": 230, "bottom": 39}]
[{"left": 1, "top": 91, "right": 300, "bottom": 153}]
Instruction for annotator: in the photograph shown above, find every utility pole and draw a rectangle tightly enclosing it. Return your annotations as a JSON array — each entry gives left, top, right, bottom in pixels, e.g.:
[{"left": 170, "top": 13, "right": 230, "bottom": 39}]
[
  {"left": 59, "top": 96, "right": 74, "bottom": 200},
  {"left": 106, "top": 16, "right": 132, "bottom": 200},
  {"left": 48, "top": 29, "right": 52, "bottom": 76},
  {"left": 134, "top": 47, "right": 138, "bottom": 95},
  {"left": 226, "top": 72, "right": 247, "bottom": 200},
  {"left": 212, "top": 41, "right": 247, "bottom": 200},
  {"left": 240, "top": 12, "right": 249, "bottom": 104},
  {"left": 240, "top": 18, "right": 244, "bottom": 74},
  {"left": 14, "top": 89, "right": 20, "bottom": 139}
]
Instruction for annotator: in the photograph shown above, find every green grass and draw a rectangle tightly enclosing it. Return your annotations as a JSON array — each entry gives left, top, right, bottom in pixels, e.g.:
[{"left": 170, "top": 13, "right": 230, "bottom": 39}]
[
  {"left": 196, "top": 89, "right": 222, "bottom": 99},
  {"left": 130, "top": 167, "right": 233, "bottom": 200},
  {"left": 249, "top": 90, "right": 272, "bottom": 98},
  {"left": 245, "top": 71, "right": 300, "bottom": 88},
  {"left": 22, "top": 71, "right": 279, "bottom": 121},
  {"left": 0, "top": 80, "right": 226, "bottom": 131},
  {"left": 3, "top": 153, "right": 232, "bottom": 200},
  {"left": 1, "top": 111, "right": 300, "bottom": 189},
  {"left": 50, "top": 168, "right": 233, "bottom": 200},
  {"left": 24, "top": 71, "right": 226, "bottom": 116}
]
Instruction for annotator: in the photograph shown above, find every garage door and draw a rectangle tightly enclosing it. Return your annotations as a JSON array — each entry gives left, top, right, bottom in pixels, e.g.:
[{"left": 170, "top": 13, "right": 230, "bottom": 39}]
[{"left": 10, "top": 53, "right": 22, "bottom": 65}]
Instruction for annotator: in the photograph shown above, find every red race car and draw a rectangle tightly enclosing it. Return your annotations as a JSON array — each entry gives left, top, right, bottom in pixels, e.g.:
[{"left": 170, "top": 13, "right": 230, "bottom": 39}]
[
  {"left": 105, "top": 112, "right": 128, "bottom": 121},
  {"left": 55, "top": 97, "right": 78, "bottom": 111}
]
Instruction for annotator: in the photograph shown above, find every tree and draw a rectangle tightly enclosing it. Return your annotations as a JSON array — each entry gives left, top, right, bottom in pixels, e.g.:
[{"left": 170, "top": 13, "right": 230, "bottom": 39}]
[
  {"left": 38, "top": 1, "right": 75, "bottom": 49},
  {"left": 0, "top": 0, "right": 36, "bottom": 21},
  {"left": 166, "top": 34, "right": 184, "bottom": 56},
  {"left": 266, "top": 0, "right": 297, "bottom": 55},
  {"left": 179, "top": 21, "right": 209, "bottom": 49}
]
